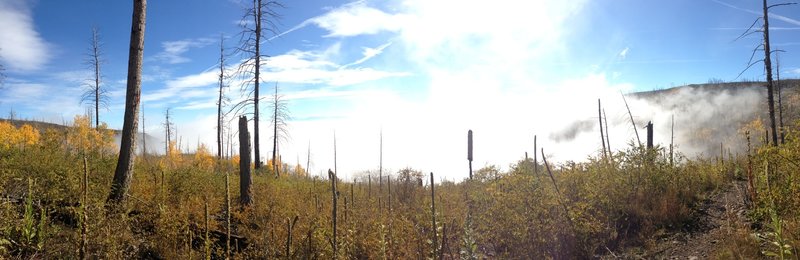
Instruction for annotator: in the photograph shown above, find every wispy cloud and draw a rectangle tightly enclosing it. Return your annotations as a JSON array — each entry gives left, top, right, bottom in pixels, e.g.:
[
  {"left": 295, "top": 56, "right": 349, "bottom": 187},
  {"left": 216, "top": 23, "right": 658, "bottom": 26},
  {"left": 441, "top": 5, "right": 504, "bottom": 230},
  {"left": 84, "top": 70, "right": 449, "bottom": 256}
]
[
  {"left": 152, "top": 38, "right": 215, "bottom": 64},
  {"left": 259, "top": 45, "right": 408, "bottom": 86},
  {"left": 0, "top": 0, "right": 50, "bottom": 71},
  {"left": 270, "top": 1, "right": 404, "bottom": 40},
  {"left": 710, "top": 0, "right": 800, "bottom": 26},
  {"left": 710, "top": 27, "right": 800, "bottom": 31},
  {"left": 341, "top": 42, "right": 392, "bottom": 68},
  {"left": 613, "top": 59, "right": 713, "bottom": 64},
  {"left": 142, "top": 70, "right": 218, "bottom": 103},
  {"left": 0, "top": 80, "right": 85, "bottom": 121},
  {"left": 618, "top": 47, "right": 630, "bottom": 60}
]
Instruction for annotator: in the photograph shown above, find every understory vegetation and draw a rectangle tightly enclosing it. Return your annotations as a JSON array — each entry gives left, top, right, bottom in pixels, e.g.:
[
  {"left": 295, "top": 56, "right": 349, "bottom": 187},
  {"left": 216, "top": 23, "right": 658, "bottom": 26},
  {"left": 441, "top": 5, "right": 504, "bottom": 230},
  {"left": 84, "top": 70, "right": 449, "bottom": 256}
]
[{"left": 0, "top": 116, "right": 798, "bottom": 259}]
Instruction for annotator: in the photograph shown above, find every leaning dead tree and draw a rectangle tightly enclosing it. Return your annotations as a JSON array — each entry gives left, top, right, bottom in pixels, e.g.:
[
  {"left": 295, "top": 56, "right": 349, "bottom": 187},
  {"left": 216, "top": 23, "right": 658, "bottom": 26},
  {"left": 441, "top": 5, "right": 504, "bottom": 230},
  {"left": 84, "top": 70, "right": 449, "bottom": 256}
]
[
  {"left": 234, "top": 0, "right": 283, "bottom": 169},
  {"left": 107, "top": 0, "right": 146, "bottom": 204},
  {"left": 598, "top": 99, "right": 608, "bottom": 160},
  {"left": 620, "top": 92, "right": 642, "bottom": 146},
  {"left": 81, "top": 26, "right": 109, "bottom": 129},
  {"left": 735, "top": 0, "right": 796, "bottom": 146}
]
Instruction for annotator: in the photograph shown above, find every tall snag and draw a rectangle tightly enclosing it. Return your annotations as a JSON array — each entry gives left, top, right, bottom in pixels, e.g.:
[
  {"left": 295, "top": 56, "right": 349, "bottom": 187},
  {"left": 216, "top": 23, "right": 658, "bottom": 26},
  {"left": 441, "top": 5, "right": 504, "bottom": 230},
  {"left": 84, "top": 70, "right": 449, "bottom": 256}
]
[
  {"left": 236, "top": 0, "right": 283, "bottom": 169},
  {"left": 239, "top": 116, "right": 253, "bottom": 207},
  {"left": 217, "top": 34, "right": 227, "bottom": 159},
  {"left": 467, "top": 130, "right": 473, "bottom": 180},
  {"left": 761, "top": 0, "right": 778, "bottom": 146},
  {"left": 81, "top": 26, "right": 108, "bottom": 129},
  {"left": 107, "top": 0, "right": 146, "bottom": 204}
]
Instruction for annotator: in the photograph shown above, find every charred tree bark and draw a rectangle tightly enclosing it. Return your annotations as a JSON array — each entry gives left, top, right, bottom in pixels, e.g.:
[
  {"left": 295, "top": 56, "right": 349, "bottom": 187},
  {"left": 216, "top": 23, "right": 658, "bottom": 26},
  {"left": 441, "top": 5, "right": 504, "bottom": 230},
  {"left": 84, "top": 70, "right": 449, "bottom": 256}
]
[
  {"left": 430, "top": 172, "right": 437, "bottom": 259},
  {"left": 272, "top": 86, "right": 278, "bottom": 176},
  {"left": 762, "top": 0, "right": 778, "bottom": 146},
  {"left": 253, "top": 0, "right": 263, "bottom": 169},
  {"left": 776, "top": 52, "right": 785, "bottom": 144},
  {"left": 239, "top": 116, "right": 253, "bottom": 207},
  {"left": 141, "top": 108, "right": 146, "bottom": 157},
  {"left": 467, "top": 130, "right": 473, "bottom": 180},
  {"left": 217, "top": 34, "right": 226, "bottom": 160},
  {"left": 598, "top": 99, "right": 608, "bottom": 160},
  {"left": 328, "top": 169, "right": 338, "bottom": 258},
  {"left": 107, "top": 0, "right": 146, "bottom": 204},
  {"left": 621, "top": 92, "right": 641, "bottom": 146},
  {"left": 646, "top": 121, "right": 653, "bottom": 149},
  {"left": 89, "top": 27, "right": 104, "bottom": 129},
  {"left": 379, "top": 129, "right": 383, "bottom": 191},
  {"left": 603, "top": 109, "right": 611, "bottom": 154},
  {"left": 534, "top": 135, "right": 537, "bottom": 174}
]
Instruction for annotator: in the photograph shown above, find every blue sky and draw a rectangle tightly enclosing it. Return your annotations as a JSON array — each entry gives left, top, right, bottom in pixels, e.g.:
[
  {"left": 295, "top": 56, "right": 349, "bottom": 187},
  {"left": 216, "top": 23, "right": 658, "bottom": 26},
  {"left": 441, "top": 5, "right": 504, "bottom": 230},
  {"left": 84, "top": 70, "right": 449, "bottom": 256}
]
[{"left": 1, "top": 0, "right": 799, "bottom": 180}]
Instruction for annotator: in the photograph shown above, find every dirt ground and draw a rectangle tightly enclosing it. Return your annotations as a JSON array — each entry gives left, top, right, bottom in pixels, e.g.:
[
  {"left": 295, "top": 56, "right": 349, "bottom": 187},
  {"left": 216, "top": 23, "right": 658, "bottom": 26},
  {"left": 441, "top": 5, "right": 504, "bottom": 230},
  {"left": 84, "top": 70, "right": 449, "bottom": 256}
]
[{"left": 606, "top": 181, "right": 759, "bottom": 259}]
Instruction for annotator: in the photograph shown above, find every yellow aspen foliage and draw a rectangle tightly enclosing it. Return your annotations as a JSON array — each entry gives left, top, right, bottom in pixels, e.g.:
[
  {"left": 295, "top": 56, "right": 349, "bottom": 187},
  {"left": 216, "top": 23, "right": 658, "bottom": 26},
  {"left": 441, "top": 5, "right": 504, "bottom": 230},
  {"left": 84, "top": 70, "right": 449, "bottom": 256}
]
[
  {"left": 0, "top": 121, "right": 18, "bottom": 149},
  {"left": 231, "top": 155, "right": 240, "bottom": 168},
  {"left": 66, "top": 115, "right": 116, "bottom": 154},
  {"left": 194, "top": 143, "right": 214, "bottom": 171},
  {"left": 161, "top": 141, "right": 183, "bottom": 168},
  {"left": 0, "top": 121, "right": 40, "bottom": 149},
  {"left": 17, "top": 125, "right": 40, "bottom": 146},
  {"left": 293, "top": 164, "right": 307, "bottom": 177}
]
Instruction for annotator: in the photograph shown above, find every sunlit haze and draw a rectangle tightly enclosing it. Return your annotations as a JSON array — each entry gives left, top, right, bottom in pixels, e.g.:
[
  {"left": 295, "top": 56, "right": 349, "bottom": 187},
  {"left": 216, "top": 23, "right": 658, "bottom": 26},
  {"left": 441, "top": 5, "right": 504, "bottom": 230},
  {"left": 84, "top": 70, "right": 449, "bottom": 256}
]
[{"left": 1, "top": 0, "right": 799, "bottom": 180}]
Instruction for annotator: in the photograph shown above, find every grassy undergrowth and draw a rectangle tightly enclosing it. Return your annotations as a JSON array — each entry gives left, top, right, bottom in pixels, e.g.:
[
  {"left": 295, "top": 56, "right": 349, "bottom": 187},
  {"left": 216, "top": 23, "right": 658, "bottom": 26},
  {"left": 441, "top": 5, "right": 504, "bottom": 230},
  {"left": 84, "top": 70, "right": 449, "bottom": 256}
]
[{"left": 1, "top": 116, "right": 796, "bottom": 258}]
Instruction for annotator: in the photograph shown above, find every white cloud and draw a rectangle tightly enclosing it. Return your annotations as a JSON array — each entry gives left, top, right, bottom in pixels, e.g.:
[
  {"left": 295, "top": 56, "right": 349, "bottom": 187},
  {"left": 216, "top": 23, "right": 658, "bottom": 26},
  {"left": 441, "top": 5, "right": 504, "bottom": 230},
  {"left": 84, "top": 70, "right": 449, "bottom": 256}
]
[
  {"left": 263, "top": 0, "right": 605, "bottom": 179},
  {"left": 618, "top": 47, "right": 630, "bottom": 60},
  {"left": 342, "top": 42, "right": 392, "bottom": 68},
  {"left": 153, "top": 38, "right": 214, "bottom": 64},
  {"left": 0, "top": 81, "right": 85, "bottom": 122},
  {"left": 259, "top": 44, "right": 408, "bottom": 86},
  {"left": 0, "top": 0, "right": 50, "bottom": 71},
  {"left": 710, "top": 0, "right": 800, "bottom": 26},
  {"left": 142, "top": 70, "right": 218, "bottom": 103},
  {"left": 310, "top": 2, "right": 404, "bottom": 37}
]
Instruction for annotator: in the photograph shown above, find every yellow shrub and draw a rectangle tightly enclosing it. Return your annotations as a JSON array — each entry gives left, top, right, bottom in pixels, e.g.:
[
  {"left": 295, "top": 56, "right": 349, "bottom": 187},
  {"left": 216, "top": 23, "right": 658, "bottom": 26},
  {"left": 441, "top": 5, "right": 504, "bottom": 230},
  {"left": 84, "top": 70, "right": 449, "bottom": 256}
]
[
  {"left": 193, "top": 143, "right": 213, "bottom": 171},
  {"left": 161, "top": 141, "right": 183, "bottom": 169},
  {"left": 293, "top": 164, "right": 307, "bottom": 177},
  {"left": 0, "top": 122, "right": 40, "bottom": 149},
  {"left": 66, "top": 115, "right": 115, "bottom": 154},
  {"left": 17, "top": 125, "right": 39, "bottom": 146}
]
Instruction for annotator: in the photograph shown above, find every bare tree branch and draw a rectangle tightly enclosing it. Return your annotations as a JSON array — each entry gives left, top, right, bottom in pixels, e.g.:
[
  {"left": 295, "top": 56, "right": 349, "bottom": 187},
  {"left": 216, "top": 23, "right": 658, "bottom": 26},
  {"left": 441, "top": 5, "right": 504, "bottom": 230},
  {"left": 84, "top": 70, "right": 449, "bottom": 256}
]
[
  {"left": 733, "top": 18, "right": 763, "bottom": 42},
  {"left": 767, "top": 2, "right": 797, "bottom": 9},
  {"left": 80, "top": 26, "right": 109, "bottom": 129}
]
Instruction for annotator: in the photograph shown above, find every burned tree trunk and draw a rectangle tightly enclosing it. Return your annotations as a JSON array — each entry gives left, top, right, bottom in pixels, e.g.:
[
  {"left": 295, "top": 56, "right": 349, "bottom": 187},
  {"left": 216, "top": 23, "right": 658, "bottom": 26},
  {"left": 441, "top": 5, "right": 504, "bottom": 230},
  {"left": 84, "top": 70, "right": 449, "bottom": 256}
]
[
  {"left": 328, "top": 169, "right": 338, "bottom": 258},
  {"left": 430, "top": 172, "right": 437, "bottom": 258},
  {"left": 239, "top": 116, "right": 253, "bottom": 207},
  {"left": 107, "top": 0, "right": 146, "bottom": 204},
  {"left": 598, "top": 99, "right": 608, "bottom": 160},
  {"left": 217, "top": 34, "right": 226, "bottom": 160},
  {"left": 762, "top": 0, "right": 778, "bottom": 146},
  {"left": 646, "top": 121, "right": 653, "bottom": 149},
  {"left": 534, "top": 135, "right": 537, "bottom": 174},
  {"left": 467, "top": 130, "right": 473, "bottom": 180}
]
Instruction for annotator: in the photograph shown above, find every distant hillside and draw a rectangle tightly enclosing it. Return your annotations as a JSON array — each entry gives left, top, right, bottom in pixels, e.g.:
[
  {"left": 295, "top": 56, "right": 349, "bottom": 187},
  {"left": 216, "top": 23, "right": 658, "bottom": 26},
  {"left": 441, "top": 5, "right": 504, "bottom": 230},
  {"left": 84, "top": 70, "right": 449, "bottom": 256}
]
[
  {"left": 0, "top": 118, "right": 72, "bottom": 133},
  {"left": 627, "top": 79, "right": 800, "bottom": 157},
  {"left": 632, "top": 79, "right": 800, "bottom": 99},
  {"left": 0, "top": 118, "right": 160, "bottom": 154}
]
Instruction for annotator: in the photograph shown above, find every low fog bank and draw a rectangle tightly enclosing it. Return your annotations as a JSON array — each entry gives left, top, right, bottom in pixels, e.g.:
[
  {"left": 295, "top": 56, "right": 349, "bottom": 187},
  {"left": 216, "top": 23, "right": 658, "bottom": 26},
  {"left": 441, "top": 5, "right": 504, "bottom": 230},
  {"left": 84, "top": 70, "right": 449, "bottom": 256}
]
[
  {"left": 113, "top": 132, "right": 164, "bottom": 156},
  {"left": 551, "top": 81, "right": 798, "bottom": 162}
]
